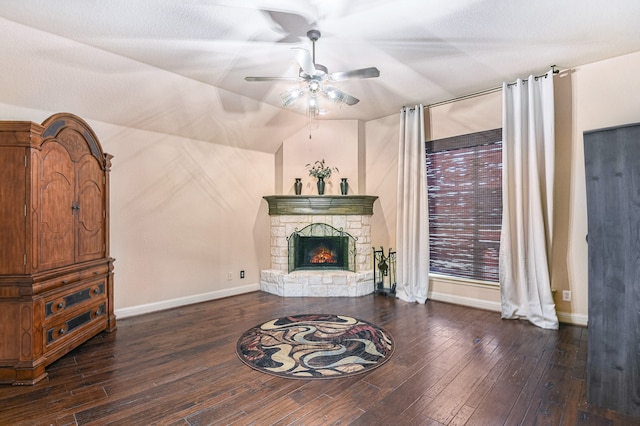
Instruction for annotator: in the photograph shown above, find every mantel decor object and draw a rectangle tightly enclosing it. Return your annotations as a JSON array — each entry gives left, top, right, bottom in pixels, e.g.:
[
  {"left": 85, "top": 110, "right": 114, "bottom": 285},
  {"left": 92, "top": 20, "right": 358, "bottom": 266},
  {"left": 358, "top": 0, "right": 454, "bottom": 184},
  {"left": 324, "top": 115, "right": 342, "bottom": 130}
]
[
  {"left": 306, "top": 159, "right": 338, "bottom": 196},
  {"left": 294, "top": 178, "right": 302, "bottom": 195},
  {"left": 317, "top": 177, "right": 325, "bottom": 195},
  {"left": 340, "top": 178, "right": 348, "bottom": 195}
]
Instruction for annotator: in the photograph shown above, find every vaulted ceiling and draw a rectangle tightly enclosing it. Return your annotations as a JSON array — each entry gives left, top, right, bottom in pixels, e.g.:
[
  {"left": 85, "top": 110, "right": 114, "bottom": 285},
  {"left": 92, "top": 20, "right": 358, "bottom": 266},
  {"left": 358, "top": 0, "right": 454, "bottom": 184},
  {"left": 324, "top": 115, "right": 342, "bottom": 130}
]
[{"left": 1, "top": 1, "right": 640, "bottom": 152}]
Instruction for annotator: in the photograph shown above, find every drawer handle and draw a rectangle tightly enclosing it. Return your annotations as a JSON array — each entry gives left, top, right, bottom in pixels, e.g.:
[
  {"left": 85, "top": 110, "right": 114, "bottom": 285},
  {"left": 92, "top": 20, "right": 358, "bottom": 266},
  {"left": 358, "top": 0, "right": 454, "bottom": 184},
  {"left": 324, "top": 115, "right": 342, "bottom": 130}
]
[
  {"left": 93, "top": 271, "right": 98, "bottom": 275},
  {"left": 62, "top": 280, "right": 68, "bottom": 284},
  {"left": 94, "top": 288, "right": 100, "bottom": 294},
  {"left": 95, "top": 309, "right": 102, "bottom": 316},
  {"left": 57, "top": 302, "right": 64, "bottom": 309},
  {"left": 59, "top": 328, "right": 66, "bottom": 335}
]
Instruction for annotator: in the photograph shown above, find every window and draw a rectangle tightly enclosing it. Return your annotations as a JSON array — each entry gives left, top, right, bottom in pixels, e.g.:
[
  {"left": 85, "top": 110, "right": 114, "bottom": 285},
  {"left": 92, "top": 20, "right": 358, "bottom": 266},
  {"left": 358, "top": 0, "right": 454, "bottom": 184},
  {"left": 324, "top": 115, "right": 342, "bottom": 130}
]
[{"left": 425, "top": 129, "right": 502, "bottom": 283}]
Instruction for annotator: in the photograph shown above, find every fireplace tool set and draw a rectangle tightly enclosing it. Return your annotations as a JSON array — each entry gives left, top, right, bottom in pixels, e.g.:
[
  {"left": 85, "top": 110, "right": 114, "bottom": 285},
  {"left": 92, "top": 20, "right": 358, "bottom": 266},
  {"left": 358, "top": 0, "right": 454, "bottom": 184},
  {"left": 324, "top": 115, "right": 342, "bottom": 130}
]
[{"left": 373, "top": 247, "right": 396, "bottom": 296}]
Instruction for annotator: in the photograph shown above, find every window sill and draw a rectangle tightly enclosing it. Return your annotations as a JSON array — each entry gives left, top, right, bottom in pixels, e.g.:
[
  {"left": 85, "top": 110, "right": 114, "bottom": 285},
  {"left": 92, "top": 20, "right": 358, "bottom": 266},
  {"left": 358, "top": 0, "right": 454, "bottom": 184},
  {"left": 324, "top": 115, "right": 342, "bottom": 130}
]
[{"left": 429, "top": 273, "right": 499, "bottom": 289}]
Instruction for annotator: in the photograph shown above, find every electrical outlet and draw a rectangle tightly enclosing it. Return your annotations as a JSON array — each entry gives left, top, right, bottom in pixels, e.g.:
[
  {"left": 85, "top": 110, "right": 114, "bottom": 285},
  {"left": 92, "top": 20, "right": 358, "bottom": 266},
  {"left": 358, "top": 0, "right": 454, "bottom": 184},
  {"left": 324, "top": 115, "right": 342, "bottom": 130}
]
[
  {"left": 562, "top": 290, "right": 572, "bottom": 301},
  {"left": 227, "top": 272, "right": 233, "bottom": 281},
  {"left": 240, "top": 270, "right": 245, "bottom": 279}
]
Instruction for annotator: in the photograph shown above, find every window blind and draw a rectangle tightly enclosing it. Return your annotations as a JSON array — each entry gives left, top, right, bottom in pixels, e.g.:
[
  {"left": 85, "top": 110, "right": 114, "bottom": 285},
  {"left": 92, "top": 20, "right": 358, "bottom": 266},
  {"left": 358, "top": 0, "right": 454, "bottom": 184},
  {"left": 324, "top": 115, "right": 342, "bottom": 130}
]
[{"left": 425, "top": 128, "right": 502, "bottom": 282}]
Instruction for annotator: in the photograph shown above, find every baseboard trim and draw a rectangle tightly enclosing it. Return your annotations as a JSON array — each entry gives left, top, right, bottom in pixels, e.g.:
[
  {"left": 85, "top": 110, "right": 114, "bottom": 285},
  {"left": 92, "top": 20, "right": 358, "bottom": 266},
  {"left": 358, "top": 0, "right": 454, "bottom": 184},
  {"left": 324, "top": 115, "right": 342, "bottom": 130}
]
[
  {"left": 428, "top": 291, "right": 589, "bottom": 326},
  {"left": 556, "top": 311, "right": 588, "bottom": 327},
  {"left": 115, "top": 283, "right": 260, "bottom": 319},
  {"left": 115, "top": 284, "right": 589, "bottom": 326},
  {"left": 428, "top": 291, "right": 502, "bottom": 313}
]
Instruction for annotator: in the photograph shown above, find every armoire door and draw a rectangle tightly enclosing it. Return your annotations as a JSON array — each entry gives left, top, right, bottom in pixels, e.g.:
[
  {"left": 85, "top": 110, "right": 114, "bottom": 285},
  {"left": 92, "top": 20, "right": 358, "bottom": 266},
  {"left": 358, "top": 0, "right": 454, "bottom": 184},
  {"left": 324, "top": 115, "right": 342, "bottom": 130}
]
[
  {"left": 75, "top": 154, "right": 105, "bottom": 263},
  {"left": 38, "top": 141, "right": 75, "bottom": 270},
  {"left": 584, "top": 122, "right": 640, "bottom": 417}
]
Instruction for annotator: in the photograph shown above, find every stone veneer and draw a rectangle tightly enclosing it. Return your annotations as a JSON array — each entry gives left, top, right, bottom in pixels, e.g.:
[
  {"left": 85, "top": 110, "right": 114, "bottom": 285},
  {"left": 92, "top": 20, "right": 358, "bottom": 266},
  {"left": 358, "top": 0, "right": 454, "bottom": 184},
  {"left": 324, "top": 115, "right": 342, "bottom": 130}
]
[
  {"left": 260, "top": 196, "right": 377, "bottom": 297},
  {"left": 260, "top": 269, "right": 374, "bottom": 297}
]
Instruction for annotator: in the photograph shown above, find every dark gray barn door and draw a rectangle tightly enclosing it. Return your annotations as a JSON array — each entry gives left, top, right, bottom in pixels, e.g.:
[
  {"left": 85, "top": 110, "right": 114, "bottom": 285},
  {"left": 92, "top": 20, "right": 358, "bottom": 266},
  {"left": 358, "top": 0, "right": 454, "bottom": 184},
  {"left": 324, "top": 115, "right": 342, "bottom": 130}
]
[{"left": 584, "top": 123, "right": 640, "bottom": 417}]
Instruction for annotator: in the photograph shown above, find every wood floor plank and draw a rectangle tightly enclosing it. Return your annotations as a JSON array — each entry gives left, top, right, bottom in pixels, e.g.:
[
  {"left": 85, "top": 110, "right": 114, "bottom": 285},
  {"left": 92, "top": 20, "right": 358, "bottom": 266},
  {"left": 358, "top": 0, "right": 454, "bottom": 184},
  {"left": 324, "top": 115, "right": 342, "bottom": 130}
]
[
  {"left": 448, "top": 404, "right": 476, "bottom": 426},
  {"left": 418, "top": 342, "right": 505, "bottom": 423},
  {"left": 1, "top": 292, "right": 638, "bottom": 425},
  {"left": 502, "top": 347, "right": 556, "bottom": 424}
]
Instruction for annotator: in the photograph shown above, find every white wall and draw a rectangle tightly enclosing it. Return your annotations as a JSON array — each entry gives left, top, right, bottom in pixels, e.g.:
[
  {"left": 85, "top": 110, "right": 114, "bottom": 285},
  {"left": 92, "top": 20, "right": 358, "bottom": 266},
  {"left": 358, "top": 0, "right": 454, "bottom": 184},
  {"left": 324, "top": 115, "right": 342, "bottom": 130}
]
[
  {"left": 3, "top": 28, "right": 639, "bottom": 324},
  {"left": 0, "top": 17, "right": 300, "bottom": 319},
  {"left": 0, "top": 103, "right": 274, "bottom": 318},
  {"left": 280, "top": 120, "right": 360, "bottom": 195},
  {"left": 365, "top": 114, "right": 399, "bottom": 249},
  {"left": 363, "top": 50, "right": 640, "bottom": 325},
  {"left": 94, "top": 122, "right": 274, "bottom": 316},
  {"left": 559, "top": 50, "right": 640, "bottom": 324}
]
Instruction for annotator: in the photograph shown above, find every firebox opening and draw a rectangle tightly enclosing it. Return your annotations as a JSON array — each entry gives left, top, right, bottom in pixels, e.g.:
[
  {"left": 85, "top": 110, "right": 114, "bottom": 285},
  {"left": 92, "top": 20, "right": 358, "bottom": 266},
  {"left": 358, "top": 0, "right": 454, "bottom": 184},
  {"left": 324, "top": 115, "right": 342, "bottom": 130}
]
[
  {"left": 295, "top": 236, "right": 348, "bottom": 270},
  {"left": 287, "top": 223, "right": 357, "bottom": 273}
]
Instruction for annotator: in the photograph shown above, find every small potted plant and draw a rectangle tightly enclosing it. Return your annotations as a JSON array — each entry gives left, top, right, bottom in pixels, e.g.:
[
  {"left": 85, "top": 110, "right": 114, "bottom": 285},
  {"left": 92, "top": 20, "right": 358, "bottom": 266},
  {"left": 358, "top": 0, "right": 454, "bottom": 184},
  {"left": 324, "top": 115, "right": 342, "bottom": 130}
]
[{"left": 306, "top": 159, "right": 338, "bottom": 195}]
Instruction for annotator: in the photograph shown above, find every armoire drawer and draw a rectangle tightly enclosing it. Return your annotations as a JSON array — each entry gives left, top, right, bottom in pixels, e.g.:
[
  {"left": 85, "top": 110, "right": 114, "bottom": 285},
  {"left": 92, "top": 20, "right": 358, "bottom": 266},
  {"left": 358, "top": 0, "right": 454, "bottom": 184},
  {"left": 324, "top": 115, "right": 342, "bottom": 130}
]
[
  {"left": 44, "top": 301, "right": 107, "bottom": 348},
  {"left": 36, "top": 263, "right": 109, "bottom": 294},
  {"left": 43, "top": 279, "right": 107, "bottom": 320},
  {"left": 79, "top": 264, "right": 109, "bottom": 280}
]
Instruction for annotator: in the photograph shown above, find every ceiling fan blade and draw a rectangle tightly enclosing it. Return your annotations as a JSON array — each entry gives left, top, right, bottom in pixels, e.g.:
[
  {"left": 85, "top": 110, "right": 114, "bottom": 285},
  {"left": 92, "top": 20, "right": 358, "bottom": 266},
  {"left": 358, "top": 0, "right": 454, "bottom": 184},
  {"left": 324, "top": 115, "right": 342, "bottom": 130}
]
[
  {"left": 323, "top": 86, "right": 359, "bottom": 106},
  {"left": 245, "top": 76, "right": 302, "bottom": 82},
  {"left": 293, "top": 47, "right": 316, "bottom": 76},
  {"left": 329, "top": 67, "right": 380, "bottom": 81}
]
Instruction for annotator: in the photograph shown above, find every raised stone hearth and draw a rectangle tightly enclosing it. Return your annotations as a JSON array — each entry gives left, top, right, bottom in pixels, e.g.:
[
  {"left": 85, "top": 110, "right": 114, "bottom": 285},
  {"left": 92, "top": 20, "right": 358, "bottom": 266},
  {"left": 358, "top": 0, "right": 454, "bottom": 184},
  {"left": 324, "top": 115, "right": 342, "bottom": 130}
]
[
  {"left": 260, "top": 270, "right": 373, "bottom": 297},
  {"left": 261, "top": 195, "right": 377, "bottom": 297}
]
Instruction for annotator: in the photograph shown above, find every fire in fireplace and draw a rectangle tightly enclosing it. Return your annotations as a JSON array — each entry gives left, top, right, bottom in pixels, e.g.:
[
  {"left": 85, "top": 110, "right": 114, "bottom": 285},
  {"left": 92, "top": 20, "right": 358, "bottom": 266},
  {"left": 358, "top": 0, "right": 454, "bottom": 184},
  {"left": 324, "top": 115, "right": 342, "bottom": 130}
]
[
  {"left": 287, "top": 223, "right": 356, "bottom": 273},
  {"left": 296, "top": 236, "right": 347, "bottom": 269}
]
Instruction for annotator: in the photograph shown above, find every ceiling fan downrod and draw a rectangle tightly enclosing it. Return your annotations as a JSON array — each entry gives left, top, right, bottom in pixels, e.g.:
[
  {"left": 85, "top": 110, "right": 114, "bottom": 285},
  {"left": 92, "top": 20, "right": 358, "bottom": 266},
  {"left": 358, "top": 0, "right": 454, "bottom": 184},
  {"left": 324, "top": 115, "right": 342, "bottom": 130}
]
[{"left": 307, "top": 30, "right": 321, "bottom": 64}]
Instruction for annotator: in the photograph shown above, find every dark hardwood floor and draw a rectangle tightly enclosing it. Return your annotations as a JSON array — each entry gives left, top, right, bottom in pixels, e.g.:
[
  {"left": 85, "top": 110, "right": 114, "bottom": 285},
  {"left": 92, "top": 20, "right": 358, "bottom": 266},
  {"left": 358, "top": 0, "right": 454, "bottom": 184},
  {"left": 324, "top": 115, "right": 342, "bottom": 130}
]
[{"left": 1, "top": 291, "right": 638, "bottom": 425}]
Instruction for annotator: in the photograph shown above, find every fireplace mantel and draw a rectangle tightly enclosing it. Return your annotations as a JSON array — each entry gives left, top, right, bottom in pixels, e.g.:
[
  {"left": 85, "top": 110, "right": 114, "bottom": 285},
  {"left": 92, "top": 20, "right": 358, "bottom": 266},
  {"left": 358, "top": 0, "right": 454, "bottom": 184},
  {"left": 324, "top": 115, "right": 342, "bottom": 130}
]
[{"left": 263, "top": 195, "right": 378, "bottom": 216}]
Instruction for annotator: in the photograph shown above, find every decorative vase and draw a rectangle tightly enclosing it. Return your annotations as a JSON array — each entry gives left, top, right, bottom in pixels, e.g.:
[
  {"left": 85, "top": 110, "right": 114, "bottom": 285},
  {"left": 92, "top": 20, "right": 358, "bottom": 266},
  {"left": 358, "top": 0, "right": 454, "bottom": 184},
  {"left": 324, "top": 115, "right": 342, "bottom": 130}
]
[
  {"left": 340, "top": 178, "right": 348, "bottom": 195},
  {"left": 317, "top": 177, "right": 325, "bottom": 195},
  {"left": 294, "top": 178, "right": 302, "bottom": 195}
]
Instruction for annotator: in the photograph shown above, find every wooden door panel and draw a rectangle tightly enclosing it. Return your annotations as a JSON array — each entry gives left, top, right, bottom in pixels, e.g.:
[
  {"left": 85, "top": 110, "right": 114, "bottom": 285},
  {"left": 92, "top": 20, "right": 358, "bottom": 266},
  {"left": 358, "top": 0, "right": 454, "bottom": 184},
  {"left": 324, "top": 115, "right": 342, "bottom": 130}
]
[
  {"left": 39, "top": 142, "right": 75, "bottom": 270},
  {"left": 0, "top": 148, "right": 27, "bottom": 274},
  {"left": 76, "top": 155, "right": 105, "bottom": 262},
  {"left": 584, "top": 123, "right": 640, "bottom": 417}
]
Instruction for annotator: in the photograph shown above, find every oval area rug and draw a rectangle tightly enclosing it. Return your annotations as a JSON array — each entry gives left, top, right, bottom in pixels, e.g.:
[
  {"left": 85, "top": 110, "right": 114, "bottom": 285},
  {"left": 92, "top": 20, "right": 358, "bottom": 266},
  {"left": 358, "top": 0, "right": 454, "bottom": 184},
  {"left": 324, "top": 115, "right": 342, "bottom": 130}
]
[{"left": 236, "top": 314, "right": 394, "bottom": 379}]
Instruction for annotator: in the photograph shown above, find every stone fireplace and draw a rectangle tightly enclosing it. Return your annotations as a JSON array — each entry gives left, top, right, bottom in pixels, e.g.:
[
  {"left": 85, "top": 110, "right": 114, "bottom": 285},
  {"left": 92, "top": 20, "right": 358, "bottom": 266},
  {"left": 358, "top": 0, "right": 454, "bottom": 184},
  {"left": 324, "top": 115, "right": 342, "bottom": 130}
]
[{"left": 260, "top": 195, "right": 377, "bottom": 297}]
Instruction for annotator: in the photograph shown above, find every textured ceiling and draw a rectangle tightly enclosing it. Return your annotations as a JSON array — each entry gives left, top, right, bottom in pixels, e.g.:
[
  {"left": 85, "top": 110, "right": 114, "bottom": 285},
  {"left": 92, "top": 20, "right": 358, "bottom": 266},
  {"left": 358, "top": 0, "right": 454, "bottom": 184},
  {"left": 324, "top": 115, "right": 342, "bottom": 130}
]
[{"left": 1, "top": 0, "right": 640, "bottom": 152}]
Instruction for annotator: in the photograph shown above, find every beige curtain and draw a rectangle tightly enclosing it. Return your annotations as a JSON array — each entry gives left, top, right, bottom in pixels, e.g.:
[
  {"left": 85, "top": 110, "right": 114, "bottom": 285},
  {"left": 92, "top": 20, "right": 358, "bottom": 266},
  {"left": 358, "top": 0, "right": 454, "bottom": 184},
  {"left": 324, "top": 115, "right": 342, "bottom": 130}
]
[
  {"left": 500, "top": 71, "right": 558, "bottom": 329},
  {"left": 396, "top": 105, "right": 429, "bottom": 303}
]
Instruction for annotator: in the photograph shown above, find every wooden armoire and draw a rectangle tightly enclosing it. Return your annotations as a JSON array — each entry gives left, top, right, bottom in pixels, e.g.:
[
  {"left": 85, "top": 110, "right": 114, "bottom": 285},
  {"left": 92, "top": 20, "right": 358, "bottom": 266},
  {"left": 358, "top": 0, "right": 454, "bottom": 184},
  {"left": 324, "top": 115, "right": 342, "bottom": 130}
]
[{"left": 0, "top": 113, "right": 116, "bottom": 385}]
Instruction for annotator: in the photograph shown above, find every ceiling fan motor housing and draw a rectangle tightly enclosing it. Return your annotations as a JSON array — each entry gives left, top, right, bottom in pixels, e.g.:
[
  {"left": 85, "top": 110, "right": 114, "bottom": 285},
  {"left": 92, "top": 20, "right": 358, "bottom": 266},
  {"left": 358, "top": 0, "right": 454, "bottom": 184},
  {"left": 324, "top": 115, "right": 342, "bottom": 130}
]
[
  {"left": 300, "top": 63, "right": 327, "bottom": 79},
  {"left": 307, "top": 29, "right": 321, "bottom": 42}
]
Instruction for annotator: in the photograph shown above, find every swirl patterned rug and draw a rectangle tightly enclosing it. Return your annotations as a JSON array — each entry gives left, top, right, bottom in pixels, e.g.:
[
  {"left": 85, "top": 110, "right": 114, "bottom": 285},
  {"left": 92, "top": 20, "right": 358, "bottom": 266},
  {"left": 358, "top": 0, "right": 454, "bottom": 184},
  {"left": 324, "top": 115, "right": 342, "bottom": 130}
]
[{"left": 236, "top": 314, "right": 395, "bottom": 379}]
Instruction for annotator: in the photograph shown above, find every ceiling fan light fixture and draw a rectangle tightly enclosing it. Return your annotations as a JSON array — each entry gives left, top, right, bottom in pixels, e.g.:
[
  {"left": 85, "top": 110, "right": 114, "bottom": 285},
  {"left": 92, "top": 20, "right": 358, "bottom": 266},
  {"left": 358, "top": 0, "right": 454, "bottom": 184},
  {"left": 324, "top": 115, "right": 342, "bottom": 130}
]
[
  {"left": 281, "top": 88, "right": 303, "bottom": 107},
  {"left": 255, "top": 29, "right": 378, "bottom": 118},
  {"left": 308, "top": 80, "right": 321, "bottom": 92}
]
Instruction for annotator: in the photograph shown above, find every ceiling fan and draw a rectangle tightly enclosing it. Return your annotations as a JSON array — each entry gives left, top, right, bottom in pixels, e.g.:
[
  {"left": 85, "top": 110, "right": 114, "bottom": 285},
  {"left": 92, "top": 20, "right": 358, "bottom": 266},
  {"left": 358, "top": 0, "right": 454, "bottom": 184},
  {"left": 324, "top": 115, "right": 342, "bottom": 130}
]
[{"left": 245, "top": 30, "right": 380, "bottom": 117}]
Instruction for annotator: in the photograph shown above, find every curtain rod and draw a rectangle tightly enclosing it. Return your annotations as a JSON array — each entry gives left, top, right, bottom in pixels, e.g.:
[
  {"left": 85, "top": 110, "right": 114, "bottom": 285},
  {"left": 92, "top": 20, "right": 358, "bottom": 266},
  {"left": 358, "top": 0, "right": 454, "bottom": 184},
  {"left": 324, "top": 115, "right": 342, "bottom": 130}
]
[
  {"left": 427, "top": 65, "right": 561, "bottom": 108},
  {"left": 506, "top": 66, "right": 560, "bottom": 87},
  {"left": 426, "top": 86, "right": 501, "bottom": 108}
]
